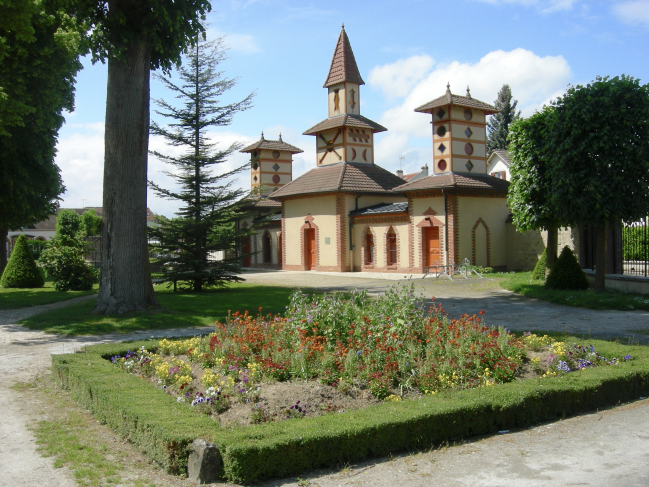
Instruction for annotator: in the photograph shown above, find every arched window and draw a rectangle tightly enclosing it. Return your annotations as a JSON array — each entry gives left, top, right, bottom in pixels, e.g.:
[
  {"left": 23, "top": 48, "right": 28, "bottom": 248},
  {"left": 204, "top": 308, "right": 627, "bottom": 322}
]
[
  {"left": 262, "top": 231, "right": 272, "bottom": 263},
  {"left": 387, "top": 228, "right": 397, "bottom": 266},
  {"left": 365, "top": 232, "right": 374, "bottom": 264}
]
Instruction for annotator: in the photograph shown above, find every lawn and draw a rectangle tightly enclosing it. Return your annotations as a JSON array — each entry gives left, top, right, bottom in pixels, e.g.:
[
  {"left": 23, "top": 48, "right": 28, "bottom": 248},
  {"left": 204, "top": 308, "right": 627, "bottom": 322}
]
[
  {"left": 19, "top": 283, "right": 302, "bottom": 336},
  {"left": 0, "top": 278, "right": 98, "bottom": 310},
  {"left": 495, "top": 271, "right": 649, "bottom": 311}
]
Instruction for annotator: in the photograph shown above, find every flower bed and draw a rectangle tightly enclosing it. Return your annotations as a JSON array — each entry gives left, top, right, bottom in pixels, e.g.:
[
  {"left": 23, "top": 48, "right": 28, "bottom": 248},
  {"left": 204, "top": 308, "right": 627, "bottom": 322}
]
[{"left": 108, "top": 286, "right": 633, "bottom": 426}]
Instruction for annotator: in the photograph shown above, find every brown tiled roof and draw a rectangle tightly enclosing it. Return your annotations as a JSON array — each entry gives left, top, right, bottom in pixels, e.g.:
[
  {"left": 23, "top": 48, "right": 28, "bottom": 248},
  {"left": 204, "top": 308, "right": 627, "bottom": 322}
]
[
  {"left": 303, "top": 114, "right": 387, "bottom": 135},
  {"left": 415, "top": 89, "right": 499, "bottom": 115},
  {"left": 323, "top": 26, "right": 365, "bottom": 88},
  {"left": 401, "top": 172, "right": 418, "bottom": 182},
  {"left": 240, "top": 136, "right": 303, "bottom": 154},
  {"left": 488, "top": 149, "right": 512, "bottom": 167},
  {"left": 269, "top": 162, "right": 406, "bottom": 199},
  {"left": 395, "top": 172, "right": 510, "bottom": 192},
  {"left": 254, "top": 198, "right": 281, "bottom": 208}
]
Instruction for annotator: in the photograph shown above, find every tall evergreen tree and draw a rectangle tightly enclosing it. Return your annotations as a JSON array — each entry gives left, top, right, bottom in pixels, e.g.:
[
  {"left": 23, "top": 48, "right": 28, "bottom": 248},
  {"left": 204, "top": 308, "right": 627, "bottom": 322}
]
[
  {"left": 148, "top": 36, "right": 254, "bottom": 292},
  {"left": 0, "top": 0, "right": 82, "bottom": 274},
  {"left": 69, "top": 0, "right": 211, "bottom": 314},
  {"left": 487, "top": 84, "right": 521, "bottom": 154}
]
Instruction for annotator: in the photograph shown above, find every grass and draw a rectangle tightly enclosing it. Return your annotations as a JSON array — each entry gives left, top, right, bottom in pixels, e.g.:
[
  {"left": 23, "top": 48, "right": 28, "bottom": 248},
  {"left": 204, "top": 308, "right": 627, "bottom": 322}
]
[
  {"left": 12, "top": 377, "right": 188, "bottom": 487},
  {"left": 0, "top": 277, "right": 98, "bottom": 310},
  {"left": 19, "top": 283, "right": 302, "bottom": 336},
  {"left": 495, "top": 271, "right": 649, "bottom": 311}
]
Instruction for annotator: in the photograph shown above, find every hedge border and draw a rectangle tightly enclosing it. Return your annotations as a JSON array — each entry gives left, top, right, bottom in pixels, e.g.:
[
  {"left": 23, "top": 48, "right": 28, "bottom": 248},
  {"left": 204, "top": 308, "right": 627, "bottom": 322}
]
[{"left": 52, "top": 339, "right": 649, "bottom": 484}]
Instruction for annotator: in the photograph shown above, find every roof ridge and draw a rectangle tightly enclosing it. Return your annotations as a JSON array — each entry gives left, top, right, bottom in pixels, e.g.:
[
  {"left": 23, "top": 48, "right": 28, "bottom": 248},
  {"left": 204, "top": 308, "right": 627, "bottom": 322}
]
[{"left": 337, "top": 162, "right": 348, "bottom": 189}]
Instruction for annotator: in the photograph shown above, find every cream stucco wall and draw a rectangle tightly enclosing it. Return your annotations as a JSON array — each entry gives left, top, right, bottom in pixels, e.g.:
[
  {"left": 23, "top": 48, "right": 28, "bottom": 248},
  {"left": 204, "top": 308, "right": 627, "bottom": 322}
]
[
  {"left": 486, "top": 158, "right": 510, "bottom": 179},
  {"left": 457, "top": 196, "right": 509, "bottom": 268},
  {"left": 410, "top": 196, "right": 447, "bottom": 268},
  {"left": 352, "top": 221, "right": 409, "bottom": 269},
  {"left": 327, "top": 82, "right": 361, "bottom": 117},
  {"left": 283, "top": 196, "right": 338, "bottom": 268},
  {"left": 450, "top": 106, "right": 486, "bottom": 124},
  {"left": 452, "top": 140, "right": 486, "bottom": 158},
  {"left": 451, "top": 124, "right": 486, "bottom": 141},
  {"left": 451, "top": 157, "right": 487, "bottom": 174}
]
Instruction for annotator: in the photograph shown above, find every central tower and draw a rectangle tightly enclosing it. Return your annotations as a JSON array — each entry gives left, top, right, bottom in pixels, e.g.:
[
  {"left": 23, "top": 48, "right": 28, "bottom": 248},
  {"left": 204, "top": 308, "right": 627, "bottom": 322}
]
[{"left": 303, "top": 25, "right": 386, "bottom": 167}]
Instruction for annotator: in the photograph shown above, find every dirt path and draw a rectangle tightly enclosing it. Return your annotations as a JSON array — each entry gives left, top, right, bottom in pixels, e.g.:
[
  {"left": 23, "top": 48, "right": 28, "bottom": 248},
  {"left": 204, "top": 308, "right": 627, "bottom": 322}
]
[{"left": 1, "top": 275, "right": 648, "bottom": 486}]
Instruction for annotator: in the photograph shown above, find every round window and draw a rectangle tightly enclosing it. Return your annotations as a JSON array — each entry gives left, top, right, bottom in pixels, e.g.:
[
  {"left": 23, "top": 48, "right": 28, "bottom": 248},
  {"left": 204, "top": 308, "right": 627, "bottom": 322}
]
[
  {"left": 464, "top": 109, "right": 472, "bottom": 120},
  {"left": 464, "top": 143, "right": 474, "bottom": 155},
  {"left": 252, "top": 162, "right": 258, "bottom": 170},
  {"left": 438, "top": 159, "right": 447, "bottom": 171},
  {"left": 272, "top": 150, "right": 280, "bottom": 159},
  {"left": 436, "top": 125, "right": 447, "bottom": 137},
  {"left": 272, "top": 174, "right": 280, "bottom": 184},
  {"left": 252, "top": 150, "right": 258, "bottom": 158}
]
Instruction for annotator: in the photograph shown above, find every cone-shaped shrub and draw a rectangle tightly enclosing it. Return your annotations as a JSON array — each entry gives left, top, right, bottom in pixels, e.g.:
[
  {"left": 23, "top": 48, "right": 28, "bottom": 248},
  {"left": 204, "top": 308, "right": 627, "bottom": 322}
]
[
  {"left": 532, "top": 248, "right": 547, "bottom": 280},
  {"left": 1, "top": 235, "right": 44, "bottom": 288},
  {"left": 545, "top": 245, "right": 588, "bottom": 290}
]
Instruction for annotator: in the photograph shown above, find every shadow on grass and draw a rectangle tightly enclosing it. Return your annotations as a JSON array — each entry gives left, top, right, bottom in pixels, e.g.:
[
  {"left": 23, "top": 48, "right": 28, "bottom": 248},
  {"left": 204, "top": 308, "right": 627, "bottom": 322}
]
[
  {"left": 19, "top": 284, "right": 303, "bottom": 336},
  {"left": 0, "top": 281, "right": 98, "bottom": 310},
  {"left": 498, "top": 272, "right": 649, "bottom": 312}
]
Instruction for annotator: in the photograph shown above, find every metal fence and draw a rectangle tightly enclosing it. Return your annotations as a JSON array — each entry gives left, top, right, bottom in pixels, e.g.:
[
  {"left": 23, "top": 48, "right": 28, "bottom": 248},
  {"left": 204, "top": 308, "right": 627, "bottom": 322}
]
[{"left": 622, "top": 217, "right": 648, "bottom": 277}]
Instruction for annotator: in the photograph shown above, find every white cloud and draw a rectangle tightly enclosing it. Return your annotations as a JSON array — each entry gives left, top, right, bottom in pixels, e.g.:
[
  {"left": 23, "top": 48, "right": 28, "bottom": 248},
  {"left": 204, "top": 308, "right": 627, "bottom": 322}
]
[
  {"left": 377, "top": 48, "right": 571, "bottom": 139},
  {"left": 206, "top": 28, "right": 260, "bottom": 54},
  {"left": 55, "top": 123, "right": 259, "bottom": 218},
  {"left": 476, "top": 0, "right": 577, "bottom": 13},
  {"left": 368, "top": 55, "right": 435, "bottom": 99},
  {"left": 612, "top": 1, "right": 649, "bottom": 28}
]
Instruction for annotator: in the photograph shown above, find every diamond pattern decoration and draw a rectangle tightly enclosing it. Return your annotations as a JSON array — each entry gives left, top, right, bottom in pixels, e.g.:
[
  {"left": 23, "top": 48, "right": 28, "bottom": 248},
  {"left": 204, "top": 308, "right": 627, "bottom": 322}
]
[
  {"left": 253, "top": 175, "right": 258, "bottom": 182},
  {"left": 272, "top": 163, "right": 280, "bottom": 172},
  {"left": 438, "top": 143, "right": 446, "bottom": 154},
  {"left": 436, "top": 108, "right": 446, "bottom": 119},
  {"left": 464, "top": 127, "right": 473, "bottom": 138},
  {"left": 465, "top": 160, "right": 474, "bottom": 172}
]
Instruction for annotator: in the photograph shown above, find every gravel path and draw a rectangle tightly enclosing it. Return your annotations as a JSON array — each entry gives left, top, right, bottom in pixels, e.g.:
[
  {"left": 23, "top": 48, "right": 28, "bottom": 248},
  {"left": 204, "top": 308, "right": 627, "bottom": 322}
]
[{"left": 1, "top": 274, "right": 648, "bottom": 486}]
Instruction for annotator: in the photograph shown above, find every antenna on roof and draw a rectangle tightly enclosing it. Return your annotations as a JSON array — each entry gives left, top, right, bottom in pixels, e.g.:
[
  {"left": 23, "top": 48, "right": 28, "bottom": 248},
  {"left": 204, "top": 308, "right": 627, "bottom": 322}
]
[{"left": 399, "top": 155, "right": 405, "bottom": 171}]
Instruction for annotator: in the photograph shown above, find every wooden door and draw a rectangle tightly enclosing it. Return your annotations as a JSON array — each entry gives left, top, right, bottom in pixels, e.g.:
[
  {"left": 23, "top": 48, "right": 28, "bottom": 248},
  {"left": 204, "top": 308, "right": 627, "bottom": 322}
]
[
  {"left": 424, "top": 227, "right": 440, "bottom": 267},
  {"left": 243, "top": 236, "right": 251, "bottom": 267},
  {"left": 305, "top": 229, "right": 316, "bottom": 270}
]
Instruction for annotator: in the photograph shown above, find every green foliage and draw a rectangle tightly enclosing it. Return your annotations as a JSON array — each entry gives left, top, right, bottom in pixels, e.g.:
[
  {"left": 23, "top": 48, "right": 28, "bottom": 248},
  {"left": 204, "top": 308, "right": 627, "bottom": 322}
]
[
  {"left": 507, "top": 109, "right": 563, "bottom": 233},
  {"left": 486, "top": 84, "right": 521, "bottom": 154},
  {"left": 40, "top": 210, "right": 98, "bottom": 291},
  {"left": 0, "top": 0, "right": 82, "bottom": 231},
  {"left": 0, "top": 235, "right": 44, "bottom": 288},
  {"left": 71, "top": 0, "right": 211, "bottom": 72},
  {"left": 148, "top": 37, "right": 254, "bottom": 291},
  {"left": 27, "top": 239, "right": 48, "bottom": 260},
  {"left": 80, "top": 209, "right": 102, "bottom": 237},
  {"left": 53, "top": 339, "right": 649, "bottom": 483},
  {"left": 532, "top": 248, "right": 547, "bottom": 280},
  {"left": 545, "top": 246, "right": 589, "bottom": 290},
  {"left": 550, "top": 76, "right": 649, "bottom": 227},
  {"left": 623, "top": 224, "right": 648, "bottom": 261}
]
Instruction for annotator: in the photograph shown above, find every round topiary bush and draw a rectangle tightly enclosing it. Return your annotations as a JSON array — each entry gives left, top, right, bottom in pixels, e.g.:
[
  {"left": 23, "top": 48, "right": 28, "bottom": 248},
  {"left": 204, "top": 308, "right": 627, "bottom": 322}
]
[
  {"left": 545, "top": 245, "right": 589, "bottom": 290},
  {"left": 1, "top": 235, "right": 45, "bottom": 288},
  {"left": 532, "top": 248, "right": 547, "bottom": 280}
]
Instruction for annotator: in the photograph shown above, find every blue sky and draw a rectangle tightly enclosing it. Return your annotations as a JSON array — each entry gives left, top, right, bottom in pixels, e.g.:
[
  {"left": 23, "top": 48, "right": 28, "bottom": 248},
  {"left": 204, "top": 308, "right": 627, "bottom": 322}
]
[{"left": 56, "top": 0, "right": 649, "bottom": 216}]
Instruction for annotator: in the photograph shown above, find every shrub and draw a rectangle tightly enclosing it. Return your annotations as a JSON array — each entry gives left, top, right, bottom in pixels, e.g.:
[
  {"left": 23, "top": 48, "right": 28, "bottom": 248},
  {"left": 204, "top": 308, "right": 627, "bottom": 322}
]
[
  {"left": 532, "top": 248, "right": 547, "bottom": 280},
  {"left": 1, "top": 235, "right": 44, "bottom": 288},
  {"left": 39, "top": 245, "right": 97, "bottom": 291},
  {"left": 545, "top": 246, "right": 588, "bottom": 290}
]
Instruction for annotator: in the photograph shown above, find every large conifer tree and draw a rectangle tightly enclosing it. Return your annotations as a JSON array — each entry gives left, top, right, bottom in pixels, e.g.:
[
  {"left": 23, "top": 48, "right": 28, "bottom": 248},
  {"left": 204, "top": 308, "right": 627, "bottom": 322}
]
[
  {"left": 487, "top": 84, "right": 521, "bottom": 154},
  {"left": 148, "top": 37, "right": 254, "bottom": 292}
]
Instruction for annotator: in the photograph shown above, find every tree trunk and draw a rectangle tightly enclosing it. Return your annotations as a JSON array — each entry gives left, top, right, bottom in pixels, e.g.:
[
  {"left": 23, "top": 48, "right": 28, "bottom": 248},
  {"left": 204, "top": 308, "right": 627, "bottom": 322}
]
[
  {"left": 94, "top": 37, "right": 159, "bottom": 314},
  {"left": 594, "top": 224, "right": 607, "bottom": 292},
  {"left": 0, "top": 228, "right": 8, "bottom": 275},
  {"left": 546, "top": 227, "right": 558, "bottom": 274}
]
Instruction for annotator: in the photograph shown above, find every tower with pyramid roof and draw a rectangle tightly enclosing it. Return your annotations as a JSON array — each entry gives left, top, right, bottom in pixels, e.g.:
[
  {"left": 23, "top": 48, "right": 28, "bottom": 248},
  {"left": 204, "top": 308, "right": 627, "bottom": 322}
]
[{"left": 303, "top": 25, "right": 386, "bottom": 167}]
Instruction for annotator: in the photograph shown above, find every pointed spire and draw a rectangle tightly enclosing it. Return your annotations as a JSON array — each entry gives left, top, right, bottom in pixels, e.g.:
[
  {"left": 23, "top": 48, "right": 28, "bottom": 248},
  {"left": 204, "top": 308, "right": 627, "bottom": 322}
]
[
  {"left": 446, "top": 82, "right": 452, "bottom": 103},
  {"left": 261, "top": 131, "right": 265, "bottom": 140},
  {"left": 323, "top": 26, "right": 364, "bottom": 88},
  {"left": 446, "top": 82, "right": 451, "bottom": 93},
  {"left": 466, "top": 86, "right": 472, "bottom": 98},
  {"left": 279, "top": 133, "right": 283, "bottom": 141}
]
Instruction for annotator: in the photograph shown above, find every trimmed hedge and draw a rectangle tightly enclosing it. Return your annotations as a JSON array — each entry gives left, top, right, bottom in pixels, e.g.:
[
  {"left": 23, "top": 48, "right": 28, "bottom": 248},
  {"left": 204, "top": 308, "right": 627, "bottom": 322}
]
[
  {"left": 545, "top": 245, "right": 589, "bottom": 290},
  {"left": 52, "top": 339, "right": 649, "bottom": 484},
  {"left": 532, "top": 248, "right": 547, "bottom": 280},
  {"left": 1, "top": 235, "right": 44, "bottom": 288}
]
